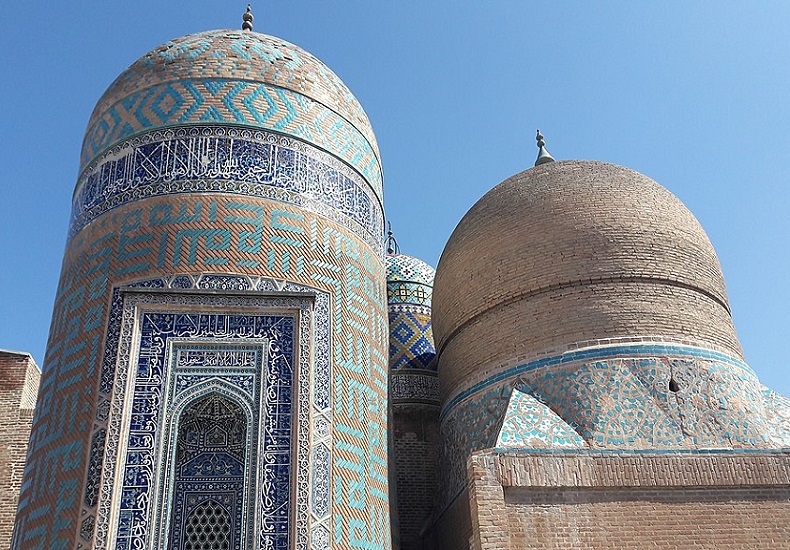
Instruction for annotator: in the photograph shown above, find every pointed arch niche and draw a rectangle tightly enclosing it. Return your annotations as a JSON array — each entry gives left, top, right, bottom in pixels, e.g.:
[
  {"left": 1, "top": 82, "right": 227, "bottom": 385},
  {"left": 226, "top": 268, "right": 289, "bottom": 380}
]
[{"left": 168, "top": 392, "right": 249, "bottom": 550}]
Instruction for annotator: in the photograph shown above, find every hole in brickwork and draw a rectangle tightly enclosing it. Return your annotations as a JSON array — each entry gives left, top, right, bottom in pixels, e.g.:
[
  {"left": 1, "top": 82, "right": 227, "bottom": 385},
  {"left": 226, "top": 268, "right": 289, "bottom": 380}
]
[
  {"left": 668, "top": 376, "right": 680, "bottom": 393},
  {"left": 184, "top": 499, "right": 231, "bottom": 550}
]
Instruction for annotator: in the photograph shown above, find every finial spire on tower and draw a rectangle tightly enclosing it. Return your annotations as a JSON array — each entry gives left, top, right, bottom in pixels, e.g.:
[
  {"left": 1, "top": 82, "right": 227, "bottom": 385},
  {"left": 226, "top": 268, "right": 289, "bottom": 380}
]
[
  {"left": 535, "top": 129, "right": 555, "bottom": 166},
  {"left": 385, "top": 222, "right": 400, "bottom": 255},
  {"left": 242, "top": 4, "right": 254, "bottom": 31}
]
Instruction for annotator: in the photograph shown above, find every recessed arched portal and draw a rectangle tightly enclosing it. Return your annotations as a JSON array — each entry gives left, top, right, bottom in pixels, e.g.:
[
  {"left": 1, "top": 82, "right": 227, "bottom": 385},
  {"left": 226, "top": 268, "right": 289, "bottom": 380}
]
[{"left": 168, "top": 392, "right": 247, "bottom": 550}]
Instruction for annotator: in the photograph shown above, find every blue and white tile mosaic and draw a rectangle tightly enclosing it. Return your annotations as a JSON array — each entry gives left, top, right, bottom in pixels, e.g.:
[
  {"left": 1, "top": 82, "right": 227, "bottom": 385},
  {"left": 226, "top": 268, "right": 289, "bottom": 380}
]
[
  {"left": 439, "top": 343, "right": 778, "bottom": 506},
  {"left": 72, "top": 127, "right": 383, "bottom": 249},
  {"left": 87, "top": 286, "right": 331, "bottom": 550}
]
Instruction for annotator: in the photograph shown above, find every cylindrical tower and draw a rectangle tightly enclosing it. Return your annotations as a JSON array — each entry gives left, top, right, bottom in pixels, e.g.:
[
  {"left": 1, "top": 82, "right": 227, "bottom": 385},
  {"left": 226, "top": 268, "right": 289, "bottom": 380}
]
[
  {"left": 385, "top": 251, "right": 438, "bottom": 550},
  {"left": 14, "top": 24, "right": 389, "bottom": 550},
  {"left": 433, "top": 159, "right": 780, "bottom": 504}
]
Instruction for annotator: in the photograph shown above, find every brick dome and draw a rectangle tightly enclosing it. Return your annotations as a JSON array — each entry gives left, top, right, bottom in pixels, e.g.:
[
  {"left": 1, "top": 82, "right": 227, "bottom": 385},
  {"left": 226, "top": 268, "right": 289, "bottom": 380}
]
[
  {"left": 80, "top": 30, "right": 381, "bottom": 199},
  {"left": 433, "top": 160, "right": 742, "bottom": 401}
]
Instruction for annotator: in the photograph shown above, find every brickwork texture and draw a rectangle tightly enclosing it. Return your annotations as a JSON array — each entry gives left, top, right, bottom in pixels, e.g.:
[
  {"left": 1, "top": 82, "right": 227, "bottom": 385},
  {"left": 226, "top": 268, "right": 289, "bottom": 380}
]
[
  {"left": 0, "top": 352, "right": 39, "bottom": 549},
  {"left": 468, "top": 450, "right": 790, "bottom": 550}
]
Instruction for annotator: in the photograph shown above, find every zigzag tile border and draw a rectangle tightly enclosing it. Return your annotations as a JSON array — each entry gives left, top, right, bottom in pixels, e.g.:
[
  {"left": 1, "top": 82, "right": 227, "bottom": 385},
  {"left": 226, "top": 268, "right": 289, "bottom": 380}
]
[
  {"left": 81, "top": 80, "right": 382, "bottom": 195},
  {"left": 90, "top": 31, "right": 377, "bottom": 155}
]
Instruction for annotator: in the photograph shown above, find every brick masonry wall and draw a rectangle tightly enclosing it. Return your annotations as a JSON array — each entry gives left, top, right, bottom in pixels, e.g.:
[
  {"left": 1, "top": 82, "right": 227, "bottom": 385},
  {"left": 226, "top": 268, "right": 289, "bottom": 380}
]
[
  {"left": 392, "top": 403, "right": 440, "bottom": 550},
  {"left": 425, "top": 486, "right": 473, "bottom": 550},
  {"left": 467, "top": 450, "right": 790, "bottom": 550},
  {"left": 0, "top": 351, "right": 40, "bottom": 549}
]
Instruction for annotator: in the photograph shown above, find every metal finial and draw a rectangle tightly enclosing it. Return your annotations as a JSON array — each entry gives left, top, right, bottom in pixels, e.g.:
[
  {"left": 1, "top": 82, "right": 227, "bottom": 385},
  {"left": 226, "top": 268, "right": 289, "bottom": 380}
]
[
  {"left": 535, "top": 129, "right": 555, "bottom": 166},
  {"left": 385, "top": 222, "right": 400, "bottom": 255},
  {"left": 242, "top": 4, "right": 254, "bottom": 31}
]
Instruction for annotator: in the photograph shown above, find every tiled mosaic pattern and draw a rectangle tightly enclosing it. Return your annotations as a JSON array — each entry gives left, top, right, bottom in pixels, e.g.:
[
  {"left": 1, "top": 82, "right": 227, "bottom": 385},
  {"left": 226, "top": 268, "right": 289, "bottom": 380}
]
[
  {"left": 439, "top": 344, "right": 784, "bottom": 506},
  {"left": 109, "top": 309, "right": 295, "bottom": 550},
  {"left": 15, "top": 194, "right": 389, "bottom": 550},
  {"left": 385, "top": 255, "right": 434, "bottom": 307},
  {"left": 388, "top": 312, "right": 435, "bottom": 371},
  {"left": 72, "top": 127, "right": 383, "bottom": 249},
  {"left": 761, "top": 385, "right": 790, "bottom": 447},
  {"left": 82, "top": 31, "right": 381, "bottom": 193},
  {"left": 89, "top": 31, "right": 377, "bottom": 155},
  {"left": 495, "top": 386, "right": 586, "bottom": 449},
  {"left": 386, "top": 254, "right": 437, "bottom": 401},
  {"left": 385, "top": 254, "right": 435, "bottom": 287}
]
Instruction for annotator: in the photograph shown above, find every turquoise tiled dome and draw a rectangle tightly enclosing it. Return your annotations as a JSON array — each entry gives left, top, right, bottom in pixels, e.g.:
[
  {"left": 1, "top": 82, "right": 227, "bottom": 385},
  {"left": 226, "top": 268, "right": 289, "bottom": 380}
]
[
  {"left": 81, "top": 30, "right": 381, "bottom": 198},
  {"left": 386, "top": 254, "right": 435, "bottom": 307}
]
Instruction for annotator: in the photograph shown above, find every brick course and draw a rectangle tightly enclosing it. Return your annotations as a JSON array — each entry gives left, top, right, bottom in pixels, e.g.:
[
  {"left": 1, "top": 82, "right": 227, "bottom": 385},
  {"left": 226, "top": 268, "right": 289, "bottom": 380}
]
[
  {"left": 0, "top": 351, "right": 39, "bottom": 549},
  {"left": 391, "top": 403, "right": 440, "bottom": 549},
  {"left": 466, "top": 450, "right": 790, "bottom": 550}
]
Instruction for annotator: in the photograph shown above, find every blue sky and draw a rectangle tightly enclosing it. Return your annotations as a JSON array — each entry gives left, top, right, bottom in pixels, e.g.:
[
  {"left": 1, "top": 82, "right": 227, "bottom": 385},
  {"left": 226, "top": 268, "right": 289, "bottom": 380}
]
[{"left": 1, "top": 2, "right": 788, "bottom": 397}]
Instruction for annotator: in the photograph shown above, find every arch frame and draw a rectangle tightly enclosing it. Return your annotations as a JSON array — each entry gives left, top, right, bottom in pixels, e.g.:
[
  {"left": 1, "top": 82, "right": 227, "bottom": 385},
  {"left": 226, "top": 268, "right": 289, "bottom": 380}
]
[
  {"left": 158, "top": 380, "right": 256, "bottom": 550},
  {"left": 95, "top": 284, "right": 331, "bottom": 550}
]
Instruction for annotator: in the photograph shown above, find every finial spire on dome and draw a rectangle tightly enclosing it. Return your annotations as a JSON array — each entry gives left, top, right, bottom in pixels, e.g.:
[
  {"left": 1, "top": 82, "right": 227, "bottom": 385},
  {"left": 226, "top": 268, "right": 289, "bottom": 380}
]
[
  {"left": 242, "top": 4, "right": 254, "bottom": 31},
  {"left": 385, "top": 222, "right": 400, "bottom": 255},
  {"left": 535, "top": 129, "right": 555, "bottom": 166}
]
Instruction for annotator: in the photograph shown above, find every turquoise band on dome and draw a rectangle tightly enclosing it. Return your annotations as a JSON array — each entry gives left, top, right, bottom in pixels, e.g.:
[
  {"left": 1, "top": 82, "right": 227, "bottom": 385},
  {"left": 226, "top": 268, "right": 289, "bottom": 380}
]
[
  {"left": 80, "top": 80, "right": 382, "bottom": 196},
  {"left": 442, "top": 342, "right": 758, "bottom": 420}
]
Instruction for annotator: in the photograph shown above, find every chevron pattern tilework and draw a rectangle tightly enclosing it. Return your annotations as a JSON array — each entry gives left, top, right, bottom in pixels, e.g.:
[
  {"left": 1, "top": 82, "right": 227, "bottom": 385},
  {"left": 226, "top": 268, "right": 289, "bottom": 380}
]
[
  {"left": 81, "top": 31, "right": 381, "bottom": 194},
  {"left": 438, "top": 343, "right": 775, "bottom": 506},
  {"left": 15, "top": 195, "right": 389, "bottom": 549},
  {"left": 89, "top": 31, "right": 377, "bottom": 154}
]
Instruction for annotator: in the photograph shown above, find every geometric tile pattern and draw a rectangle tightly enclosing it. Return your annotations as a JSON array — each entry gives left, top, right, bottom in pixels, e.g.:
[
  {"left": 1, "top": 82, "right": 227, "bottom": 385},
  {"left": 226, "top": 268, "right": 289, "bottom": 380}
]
[
  {"left": 495, "top": 385, "right": 586, "bottom": 449},
  {"left": 388, "top": 312, "right": 435, "bottom": 371},
  {"left": 385, "top": 254, "right": 435, "bottom": 286},
  {"left": 81, "top": 30, "right": 380, "bottom": 193},
  {"left": 439, "top": 343, "right": 776, "bottom": 506},
  {"left": 72, "top": 128, "right": 383, "bottom": 249},
  {"left": 386, "top": 254, "right": 437, "bottom": 402},
  {"left": 385, "top": 254, "right": 434, "bottom": 307},
  {"left": 386, "top": 281, "right": 431, "bottom": 307},
  {"left": 88, "top": 30, "right": 377, "bottom": 156},
  {"left": 15, "top": 195, "right": 390, "bottom": 550},
  {"left": 81, "top": 79, "right": 382, "bottom": 195}
]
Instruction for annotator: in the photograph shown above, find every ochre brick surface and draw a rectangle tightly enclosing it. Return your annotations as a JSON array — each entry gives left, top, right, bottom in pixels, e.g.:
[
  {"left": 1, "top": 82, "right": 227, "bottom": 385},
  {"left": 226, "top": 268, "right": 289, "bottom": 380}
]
[
  {"left": 391, "top": 403, "right": 440, "bottom": 549},
  {"left": 0, "top": 351, "right": 39, "bottom": 549},
  {"left": 466, "top": 450, "right": 790, "bottom": 550},
  {"left": 425, "top": 486, "right": 473, "bottom": 550},
  {"left": 433, "top": 161, "right": 742, "bottom": 401}
]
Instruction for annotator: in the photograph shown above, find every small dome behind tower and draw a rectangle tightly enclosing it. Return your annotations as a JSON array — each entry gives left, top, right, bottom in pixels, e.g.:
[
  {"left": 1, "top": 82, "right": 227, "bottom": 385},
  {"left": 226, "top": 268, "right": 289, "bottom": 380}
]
[{"left": 386, "top": 253, "right": 436, "bottom": 372}]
